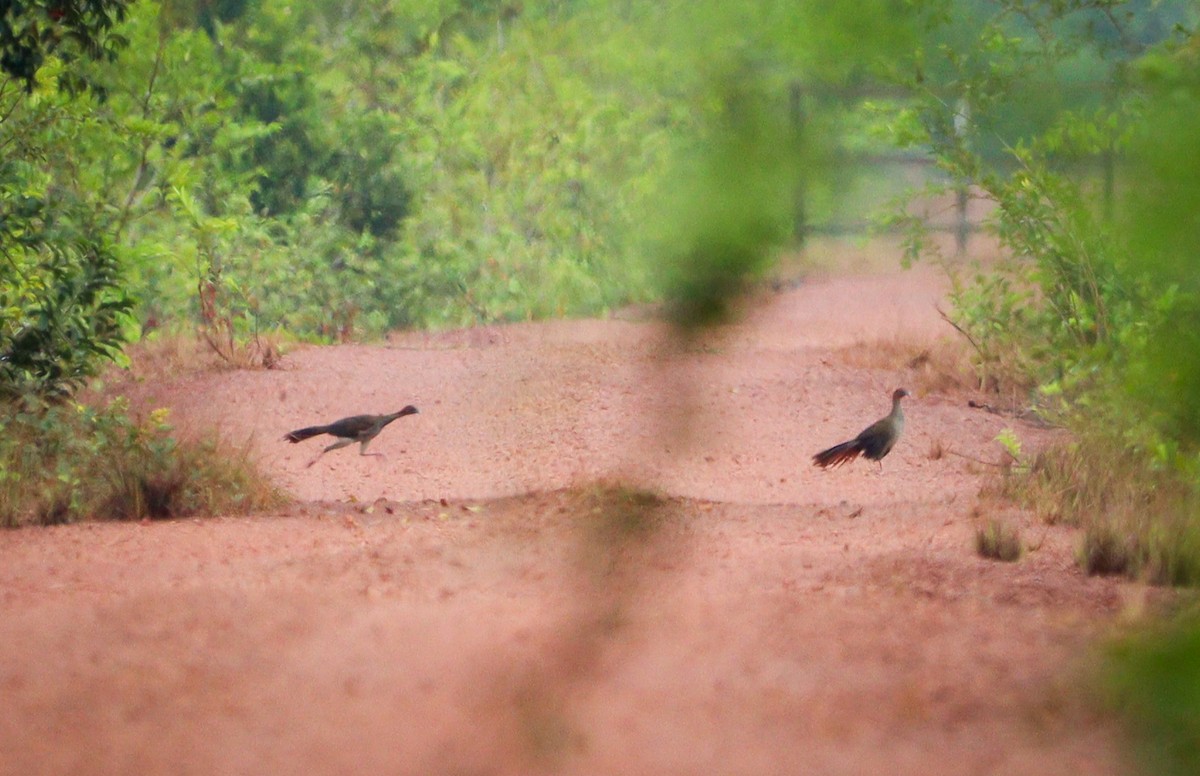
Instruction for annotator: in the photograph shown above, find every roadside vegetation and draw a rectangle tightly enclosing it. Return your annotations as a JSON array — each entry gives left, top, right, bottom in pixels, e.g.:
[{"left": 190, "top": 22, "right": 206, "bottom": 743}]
[
  {"left": 3, "top": 1, "right": 1200, "bottom": 769},
  {"left": 0, "top": 394, "right": 285, "bottom": 528},
  {"left": 974, "top": 518, "right": 1023, "bottom": 563},
  {"left": 885, "top": 1, "right": 1200, "bottom": 587},
  {"left": 882, "top": 3, "right": 1200, "bottom": 771}
]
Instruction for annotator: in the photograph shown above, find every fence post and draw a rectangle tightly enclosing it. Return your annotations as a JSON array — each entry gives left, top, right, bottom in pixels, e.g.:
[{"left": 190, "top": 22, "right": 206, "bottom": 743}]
[{"left": 954, "top": 97, "right": 970, "bottom": 256}]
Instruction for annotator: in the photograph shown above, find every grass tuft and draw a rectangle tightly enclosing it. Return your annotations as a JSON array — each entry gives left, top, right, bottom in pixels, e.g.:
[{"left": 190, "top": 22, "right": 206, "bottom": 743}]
[
  {"left": 1079, "top": 520, "right": 1133, "bottom": 577},
  {"left": 975, "top": 518, "right": 1023, "bottom": 562},
  {"left": 993, "top": 437, "right": 1200, "bottom": 584}
]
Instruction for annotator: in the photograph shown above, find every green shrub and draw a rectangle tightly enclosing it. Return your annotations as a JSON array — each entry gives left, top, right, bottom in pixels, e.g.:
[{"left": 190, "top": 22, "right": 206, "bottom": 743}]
[
  {"left": 1106, "top": 611, "right": 1200, "bottom": 776},
  {"left": 0, "top": 395, "right": 286, "bottom": 528}
]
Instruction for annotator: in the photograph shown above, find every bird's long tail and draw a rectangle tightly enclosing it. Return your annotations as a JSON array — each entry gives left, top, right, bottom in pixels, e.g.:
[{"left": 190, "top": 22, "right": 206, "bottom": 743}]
[
  {"left": 283, "top": 425, "right": 329, "bottom": 443},
  {"left": 812, "top": 439, "right": 863, "bottom": 469}
]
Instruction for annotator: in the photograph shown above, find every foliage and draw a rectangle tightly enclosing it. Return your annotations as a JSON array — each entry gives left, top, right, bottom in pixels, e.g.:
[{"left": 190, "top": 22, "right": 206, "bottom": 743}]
[
  {"left": 0, "top": 0, "right": 926, "bottom": 383},
  {"left": 994, "top": 427, "right": 1022, "bottom": 462},
  {"left": 0, "top": 394, "right": 285, "bottom": 527},
  {"left": 3, "top": 0, "right": 937, "bottom": 374},
  {"left": 382, "top": 2, "right": 684, "bottom": 327},
  {"left": 1123, "top": 37, "right": 1200, "bottom": 454},
  {"left": 4, "top": 0, "right": 1196, "bottom": 394},
  {"left": 1106, "top": 610, "right": 1200, "bottom": 776},
  {"left": 889, "top": 0, "right": 1200, "bottom": 594},
  {"left": 884, "top": 0, "right": 1159, "bottom": 404},
  {"left": 0, "top": 231, "right": 133, "bottom": 397},
  {"left": 640, "top": 0, "right": 922, "bottom": 332},
  {"left": 0, "top": 69, "right": 136, "bottom": 398},
  {"left": 0, "top": 0, "right": 130, "bottom": 92},
  {"left": 1, "top": 2, "right": 137, "bottom": 392}
]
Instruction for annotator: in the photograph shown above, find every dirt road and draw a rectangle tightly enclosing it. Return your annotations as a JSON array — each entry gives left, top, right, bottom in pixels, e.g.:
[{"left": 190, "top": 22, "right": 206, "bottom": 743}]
[{"left": 0, "top": 262, "right": 1134, "bottom": 775}]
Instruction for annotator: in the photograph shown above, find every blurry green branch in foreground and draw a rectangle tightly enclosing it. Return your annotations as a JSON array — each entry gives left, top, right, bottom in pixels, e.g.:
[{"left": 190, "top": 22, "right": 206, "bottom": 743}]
[{"left": 650, "top": 0, "right": 920, "bottom": 334}]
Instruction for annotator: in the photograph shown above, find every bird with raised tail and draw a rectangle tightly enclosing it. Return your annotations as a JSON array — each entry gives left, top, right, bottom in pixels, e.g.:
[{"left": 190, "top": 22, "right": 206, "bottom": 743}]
[
  {"left": 284, "top": 406, "right": 418, "bottom": 468},
  {"left": 812, "top": 388, "right": 910, "bottom": 471}
]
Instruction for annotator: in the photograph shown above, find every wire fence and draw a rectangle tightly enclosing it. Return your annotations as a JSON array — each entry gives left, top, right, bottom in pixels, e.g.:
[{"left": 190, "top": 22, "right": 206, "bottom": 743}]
[{"left": 806, "top": 151, "right": 1117, "bottom": 255}]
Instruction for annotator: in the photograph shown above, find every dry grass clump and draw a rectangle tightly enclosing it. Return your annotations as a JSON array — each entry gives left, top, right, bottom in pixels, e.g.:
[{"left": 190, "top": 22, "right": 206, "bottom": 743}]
[
  {"left": 107, "top": 331, "right": 289, "bottom": 385},
  {"left": 832, "top": 337, "right": 975, "bottom": 396},
  {"left": 0, "top": 332, "right": 292, "bottom": 528},
  {"left": 1, "top": 395, "right": 286, "bottom": 528},
  {"left": 1079, "top": 520, "right": 1134, "bottom": 577},
  {"left": 975, "top": 518, "right": 1023, "bottom": 562},
  {"left": 120, "top": 334, "right": 219, "bottom": 379},
  {"left": 993, "top": 439, "right": 1200, "bottom": 585}
]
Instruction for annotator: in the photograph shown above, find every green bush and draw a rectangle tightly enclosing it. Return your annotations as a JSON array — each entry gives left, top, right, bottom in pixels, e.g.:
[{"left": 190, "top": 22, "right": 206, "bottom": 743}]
[
  {"left": 0, "top": 395, "right": 285, "bottom": 527},
  {"left": 889, "top": 1, "right": 1200, "bottom": 587},
  {"left": 0, "top": 235, "right": 134, "bottom": 399},
  {"left": 1106, "top": 612, "right": 1200, "bottom": 776},
  {"left": 0, "top": 99, "right": 136, "bottom": 397}
]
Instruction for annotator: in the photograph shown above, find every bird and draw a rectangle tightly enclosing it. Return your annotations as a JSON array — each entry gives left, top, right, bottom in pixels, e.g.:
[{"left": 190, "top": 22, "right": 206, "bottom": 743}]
[
  {"left": 284, "top": 406, "right": 418, "bottom": 467},
  {"left": 812, "top": 388, "right": 910, "bottom": 471}
]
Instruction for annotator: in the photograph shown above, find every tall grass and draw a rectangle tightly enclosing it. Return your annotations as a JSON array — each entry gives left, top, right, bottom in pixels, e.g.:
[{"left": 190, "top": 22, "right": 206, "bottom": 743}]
[
  {"left": 1, "top": 394, "right": 286, "bottom": 528},
  {"left": 993, "top": 438, "right": 1200, "bottom": 585}
]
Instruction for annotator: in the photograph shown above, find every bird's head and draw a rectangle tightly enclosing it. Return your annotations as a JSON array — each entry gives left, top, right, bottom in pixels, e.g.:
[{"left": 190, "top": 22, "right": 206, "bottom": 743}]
[
  {"left": 398, "top": 405, "right": 419, "bottom": 417},
  {"left": 892, "top": 388, "right": 911, "bottom": 401}
]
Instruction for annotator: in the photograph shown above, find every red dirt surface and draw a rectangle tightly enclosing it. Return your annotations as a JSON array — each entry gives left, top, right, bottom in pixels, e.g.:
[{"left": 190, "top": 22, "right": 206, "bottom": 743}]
[{"left": 1, "top": 261, "right": 1141, "bottom": 775}]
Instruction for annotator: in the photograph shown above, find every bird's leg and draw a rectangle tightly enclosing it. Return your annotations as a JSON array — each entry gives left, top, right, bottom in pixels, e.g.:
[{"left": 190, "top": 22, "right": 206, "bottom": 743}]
[
  {"left": 306, "top": 438, "right": 355, "bottom": 468},
  {"left": 324, "top": 438, "right": 356, "bottom": 454},
  {"left": 358, "top": 439, "right": 384, "bottom": 458}
]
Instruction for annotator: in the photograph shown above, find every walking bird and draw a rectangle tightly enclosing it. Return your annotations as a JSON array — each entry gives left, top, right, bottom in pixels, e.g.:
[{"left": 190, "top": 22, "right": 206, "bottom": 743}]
[
  {"left": 284, "top": 406, "right": 418, "bottom": 467},
  {"left": 812, "top": 388, "right": 910, "bottom": 471}
]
